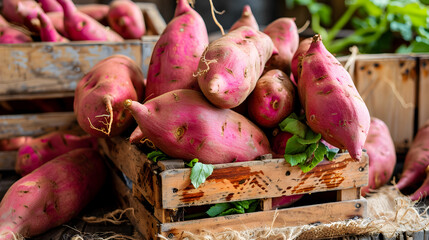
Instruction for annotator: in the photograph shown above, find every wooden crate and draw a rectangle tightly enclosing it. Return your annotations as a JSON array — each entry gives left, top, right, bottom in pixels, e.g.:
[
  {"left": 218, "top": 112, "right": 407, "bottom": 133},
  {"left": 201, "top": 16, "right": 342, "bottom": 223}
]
[
  {"left": 338, "top": 54, "right": 419, "bottom": 153},
  {"left": 0, "top": 3, "right": 164, "bottom": 101},
  {"left": 0, "top": 3, "right": 165, "bottom": 170},
  {"left": 99, "top": 137, "right": 369, "bottom": 240}
]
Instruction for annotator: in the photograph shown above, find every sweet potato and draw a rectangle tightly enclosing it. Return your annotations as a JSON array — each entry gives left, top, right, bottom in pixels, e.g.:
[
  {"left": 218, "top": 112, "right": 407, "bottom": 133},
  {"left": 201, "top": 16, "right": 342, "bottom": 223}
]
[
  {"left": 145, "top": 0, "right": 208, "bottom": 100},
  {"left": 124, "top": 89, "right": 271, "bottom": 164},
  {"left": 37, "top": 11, "right": 68, "bottom": 42},
  {"left": 272, "top": 194, "right": 303, "bottom": 209},
  {"left": 16, "top": 0, "right": 44, "bottom": 32},
  {"left": 1, "top": 0, "right": 36, "bottom": 24},
  {"left": 38, "top": 0, "right": 62, "bottom": 13},
  {"left": 396, "top": 120, "right": 429, "bottom": 200},
  {"left": 360, "top": 117, "right": 396, "bottom": 196},
  {"left": 15, "top": 131, "right": 97, "bottom": 176},
  {"left": 291, "top": 37, "right": 312, "bottom": 82},
  {"left": 0, "top": 25, "right": 33, "bottom": 43},
  {"left": 107, "top": 0, "right": 145, "bottom": 39},
  {"left": 76, "top": 4, "right": 109, "bottom": 26},
  {"left": 270, "top": 129, "right": 293, "bottom": 158},
  {"left": 46, "top": 11, "right": 67, "bottom": 37},
  {"left": 0, "top": 148, "right": 106, "bottom": 239},
  {"left": 297, "top": 34, "right": 370, "bottom": 161},
  {"left": 263, "top": 18, "right": 299, "bottom": 75},
  {"left": 247, "top": 69, "right": 296, "bottom": 128},
  {"left": 0, "top": 14, "right": 9, "bottom": 27},
  {"left": 229, "top": 5, "right": 259, "bottom": 31},
  {"left": 196, "top": 26, "right": 274, "bottom": 109},
  {"left": 57, "top": 0, "right": 123, "bottom": 41},
  {"left": 73, "top": 55, "right": 144, "bottom": 138},
  {"left": 0, "top": 137, "right": 32, "bottom": 151}
]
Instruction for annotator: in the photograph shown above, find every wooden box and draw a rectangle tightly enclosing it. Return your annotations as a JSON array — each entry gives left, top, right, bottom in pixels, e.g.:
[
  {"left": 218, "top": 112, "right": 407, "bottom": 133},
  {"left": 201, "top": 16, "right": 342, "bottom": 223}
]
[
  {"left": 0, "top": 3, "right": 165, "bottom": 170},
  {"left": 99, "top": 137, "right": 369, "bottom": 240},
  {"left": 338, "top": 54, "right": 421, "bottom": 153}
]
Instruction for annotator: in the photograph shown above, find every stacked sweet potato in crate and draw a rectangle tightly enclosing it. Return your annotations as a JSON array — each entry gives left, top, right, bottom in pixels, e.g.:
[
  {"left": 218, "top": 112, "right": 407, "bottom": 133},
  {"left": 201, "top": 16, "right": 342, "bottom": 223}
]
[{"left": 0, "top": 0, "right": 386, "bottom": 239}]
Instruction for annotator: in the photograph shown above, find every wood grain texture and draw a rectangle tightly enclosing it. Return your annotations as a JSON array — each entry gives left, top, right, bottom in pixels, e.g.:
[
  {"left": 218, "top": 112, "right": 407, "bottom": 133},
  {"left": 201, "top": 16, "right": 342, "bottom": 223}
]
[
  {"left": 419, "top": 57, "right": 429, "bottom": 129},
  {"left": 0, "top": 3, "right": 164, "bottom": 101},
  {"left": 160, "top": 153, "right": 368, "bottom": 209},
  {"left": 159, "top": 199, "right": 367, "bottom": 239},
  {"left": 0, "top": 112, "right": 77, "bottom": 139}
]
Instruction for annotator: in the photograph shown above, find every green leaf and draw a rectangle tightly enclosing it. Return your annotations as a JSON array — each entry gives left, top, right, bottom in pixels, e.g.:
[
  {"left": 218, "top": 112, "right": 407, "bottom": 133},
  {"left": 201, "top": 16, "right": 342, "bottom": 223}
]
[
  {"left": 190, "top": 162, "right": 214, "bottom": 189},
  {"left": 390, "top": 15, "right": 413, "bottom": 41},
  {"left": 206, "top": 203, "right": 230, "bottom": 217},
  {"left": 284, "top": 135, "right": 308, "bottom": 155},
  {"left": 284, "top": 152, "right": 308, "bottom": 166},
  {"left": 297, "top": 130, "right": 321, "bottom": 145},
  {"left": 326, "top": 147, "right": 340, "bottom": 161},
  {"left": 387, "top": 2, "right": 428, "bottom": 27},
  {"left": 298, "top": 154, "right": 324, "bottom": 173},
  {"left": 147, "top": 150, "right": 169, "bottom": 162},
  {"left": 279, "top": 113, "right": 307, "bottom": 138},
  {"left": 186, "top": 158, "right": 199, "bottom": 168}
]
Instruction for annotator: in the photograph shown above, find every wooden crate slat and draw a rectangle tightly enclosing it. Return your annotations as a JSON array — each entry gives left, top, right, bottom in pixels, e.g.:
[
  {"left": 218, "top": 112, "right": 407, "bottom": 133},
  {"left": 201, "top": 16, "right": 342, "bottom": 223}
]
[
  {"left": 0, "top": 151, "right": 16, "bottom": 171},
  {"left": 159, "top": 198, "right": 367, "bottom": 239},
  {"left": 110, "top": 162, "right": 160, "bottom": 240},
  {"left": 419, "top": 57, "right": 429, "bottom": 129},
  {"left": 137, "top": 2, "right": 167, "bottom": 36},
  {"left": 0, "top": 41, "right": 142, "bottom": 98},
  {"left": 354, "top": 56, "right": 417, "bottom": 152},
  {"left": 0, "top": 112, "right": 77, "bottom": 139},
  {"left": 98, "top": 138, "right": 156, "bottom": 206},
  {"left": 160, "top": 153, "right": 368, "bottom": 209}
]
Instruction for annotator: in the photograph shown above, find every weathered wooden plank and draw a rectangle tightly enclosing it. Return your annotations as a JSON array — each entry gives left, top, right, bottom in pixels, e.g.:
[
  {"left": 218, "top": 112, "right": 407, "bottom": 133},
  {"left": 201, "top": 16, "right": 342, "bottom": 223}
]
[
  {"left": 353, "top": 55, "right": 417, "bottom": 152},
  {"left": 98, "top": 137, "right": 156, "bottom": 206},
  {"left": 337, "top": 187, "right": 361, "bottom": 201},
  {"left": 0, "top": 151, "right": 16, "bottom": 171},
  {"left": 140, "top": 35, "right": 158, "bottom": 76},
  {"left": 111, "top": 163, "right": 160, "bottom": 240},
  {"left": 0, "top": 112, "right": 77, "bottom": 139},
  {"left": 0, "top": 41, "right": 142, "bottom": 97},
  {"left": 419, "top": 57, "right": 429, "bottom": 129},
  {"left": 159, "top": 199, "right": 367, "bottom": 239},
  {"left": 161, "top": 153, "right": 368, "bottom": 209}
]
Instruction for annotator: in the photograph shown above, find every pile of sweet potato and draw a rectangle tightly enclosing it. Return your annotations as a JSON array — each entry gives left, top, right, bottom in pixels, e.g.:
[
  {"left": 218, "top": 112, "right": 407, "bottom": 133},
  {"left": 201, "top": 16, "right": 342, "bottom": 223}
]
[
  {"left": 0, "top": 0, "right": 146, "bottom": 43},
  {"left": 1, "top": 0, "right": 424, "bottom": 238}
]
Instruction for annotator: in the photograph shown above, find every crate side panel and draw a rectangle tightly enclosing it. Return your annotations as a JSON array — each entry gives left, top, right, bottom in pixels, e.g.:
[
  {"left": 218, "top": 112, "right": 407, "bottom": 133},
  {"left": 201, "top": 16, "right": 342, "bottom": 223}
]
[
  {"left": 161, "top": 153, "right": 368, "bottom": 209},
  {"left": 160, "top": 199, "right": 367, "bottom": 239},
  {"left": 98, "top": 137, "right": 156, "bottom": 206},
  {"left": 0, "top": 112, "right": 77, "bottom": 139},
  {"left": 0, "top": 42, "right": 142, "bottom": 97},
  {"left": 419, "top": 57, "right": 429, "bottom": 129},
  {"left": 355, "top": 57, "right": 416, "bottom": 151}
]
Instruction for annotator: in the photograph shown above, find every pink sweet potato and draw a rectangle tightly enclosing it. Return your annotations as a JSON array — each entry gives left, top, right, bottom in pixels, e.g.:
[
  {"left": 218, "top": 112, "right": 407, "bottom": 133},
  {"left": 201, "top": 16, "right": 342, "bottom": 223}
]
[
  {"left": 38, "top": 0, "right": 63, "bottom": 13},
  {"left": 0, "top": 148, "right": 106, "bottom": 239},
  {"left": 291, "top": 37, "right": 312, "bottom": 82},
  {"left": 15, "top": 131, "right": 97, "bottom": 176},
  {"left": 0, "top": 25, "right": 33, "bottom": 43},
  {"left": 124, "top": 89, "right": 271, "bottom": 164},
  {"left": 360, "top": 117, "right": 396, "bottom": 196},
  {"left": 270, "top": 130, "right": 293, "bottom": 158},
  {"left": 229, "top": 5, "right": 259, "bottom": 31},
  {"left": 145, "top": 0, "right": 208, "bottom": 100},
  {"left": 396, "top": 120, "right": 429, "bottom": 200},
  {"left": 297, "top": 34, "right": 370, "bottom": 161},
  {"left": 0, "top": 136, "right": 32, "bottom": 151},
  {"left": 15, "top": 0, "right": 44, "bottom": 32},
  {"left": 263, "top": 17, "right": 299, "bottom": 75},
  {"left": 272, "top": 194, "right": 303, "bottom": 209},
  {"left": 0, "top": 15, "right": 9, "bottom": 27},
  {"left": 73, "top": 55, "right": 144, "bottom": 138},
  {"left": 76, "top": 4, "right": 109, "bottom": 26},
  {"left": 46, "top": 11, "right": 68, "bottom": 37},
  {"left": 57, "top": 0, "right": 123, "bottom": 41},
  {"left": 196, "top": 26, "right": 274, "bottom": 109},
  {"left": 1, "top": 0, "right": 34, "bottom": 24},
  {"left": 247, "top": 69, "right": 296, "bottom": 128},
  {"left": 37, "top": 11, "right": 68, "bottom": 42},
  {"left": 107, "top": 0, "right": 145, "bottom": 39}
]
